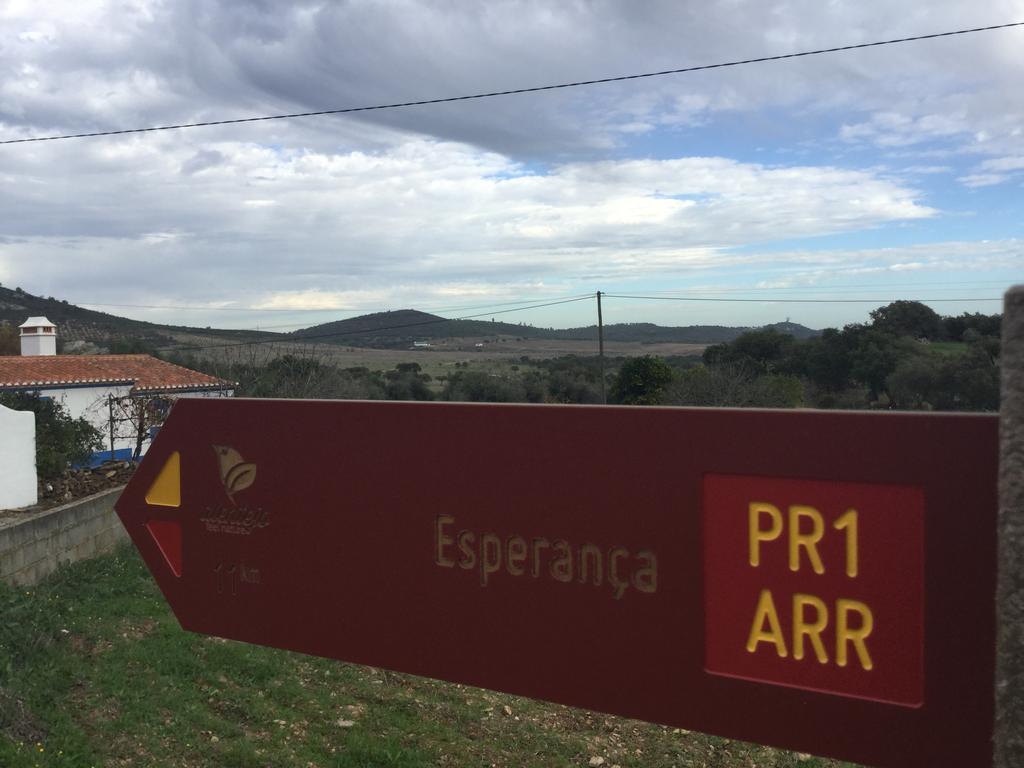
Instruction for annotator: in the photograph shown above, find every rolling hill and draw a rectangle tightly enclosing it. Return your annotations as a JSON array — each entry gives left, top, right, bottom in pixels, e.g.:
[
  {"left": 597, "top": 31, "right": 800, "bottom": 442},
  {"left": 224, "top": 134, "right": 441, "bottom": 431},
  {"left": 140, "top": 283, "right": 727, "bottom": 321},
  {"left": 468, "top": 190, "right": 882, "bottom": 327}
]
[
  {"left": 0, "top": 286, "right": 819, "bottom": 353},
  {"left": 287, "top": 310, "right": 820, "bottom": 348},
  {"left": 0, "top": 286, "right": 273, "bottom": 350}
]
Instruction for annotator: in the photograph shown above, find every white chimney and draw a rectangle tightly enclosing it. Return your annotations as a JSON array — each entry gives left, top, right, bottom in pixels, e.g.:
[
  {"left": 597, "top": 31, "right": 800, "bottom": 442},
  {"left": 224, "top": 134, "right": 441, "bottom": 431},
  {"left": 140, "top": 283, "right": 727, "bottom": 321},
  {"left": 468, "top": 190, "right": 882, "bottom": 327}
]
[{"left": 19, "top": 316, "right": 57, "bottom": 356}]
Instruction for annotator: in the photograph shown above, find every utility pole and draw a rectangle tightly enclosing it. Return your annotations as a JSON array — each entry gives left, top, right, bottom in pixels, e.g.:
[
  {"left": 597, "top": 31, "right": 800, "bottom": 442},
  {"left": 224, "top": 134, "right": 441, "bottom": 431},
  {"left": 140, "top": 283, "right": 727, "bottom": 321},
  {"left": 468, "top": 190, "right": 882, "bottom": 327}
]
[
  {"left": 597, "top": 291, "right": 607, "bottom": 404},
  {"left": 996, "top": 284, "right": 1024, "bottom": 768}
]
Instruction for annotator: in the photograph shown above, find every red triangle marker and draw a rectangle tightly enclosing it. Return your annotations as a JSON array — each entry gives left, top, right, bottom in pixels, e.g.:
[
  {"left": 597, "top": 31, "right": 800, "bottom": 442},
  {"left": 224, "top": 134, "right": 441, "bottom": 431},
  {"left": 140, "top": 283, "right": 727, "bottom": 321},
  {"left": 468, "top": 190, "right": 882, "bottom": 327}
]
[{"left": 145, "top": 520, "right": 182, "bottom": 577}]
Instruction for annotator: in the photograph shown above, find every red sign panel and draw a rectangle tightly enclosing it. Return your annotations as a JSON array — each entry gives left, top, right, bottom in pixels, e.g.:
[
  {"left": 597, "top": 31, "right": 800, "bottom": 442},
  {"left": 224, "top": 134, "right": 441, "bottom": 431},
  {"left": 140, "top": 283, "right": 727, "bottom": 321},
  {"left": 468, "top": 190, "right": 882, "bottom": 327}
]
[
  {"left": 704, "top": 475, "right": 924, "bottom": 706},
  {"left": 115, "top": 400, "right": 998, "bottom": 768}
]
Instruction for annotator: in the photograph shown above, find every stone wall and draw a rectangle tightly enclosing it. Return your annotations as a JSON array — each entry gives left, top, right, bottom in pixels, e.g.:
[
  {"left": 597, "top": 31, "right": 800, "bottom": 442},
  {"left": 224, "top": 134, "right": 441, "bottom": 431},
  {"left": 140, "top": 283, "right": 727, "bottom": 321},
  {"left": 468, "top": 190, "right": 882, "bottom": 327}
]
[{"left": 0, "top": 487, "right": 126, "bottom": 586}]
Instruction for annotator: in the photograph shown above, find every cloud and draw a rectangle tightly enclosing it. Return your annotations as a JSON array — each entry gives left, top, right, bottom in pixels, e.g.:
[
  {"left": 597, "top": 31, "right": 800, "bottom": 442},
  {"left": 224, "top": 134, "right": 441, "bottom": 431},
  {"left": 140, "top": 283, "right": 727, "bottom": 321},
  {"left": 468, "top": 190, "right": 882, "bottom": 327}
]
[
  {"left": 0, "top": 1, "right": 1019, "bottom": 329},
  {"left": 958, "top": 154, "right": 1024, "bottom": 186},
  {"left": 0, "top": 136, "right": 936, "bottom": 307},
  {"left": 2, "top": 1, "right": 1022, "bottom": 160},
  {"left": 181, "top": 149, "right": 227, "bottom": 175}
]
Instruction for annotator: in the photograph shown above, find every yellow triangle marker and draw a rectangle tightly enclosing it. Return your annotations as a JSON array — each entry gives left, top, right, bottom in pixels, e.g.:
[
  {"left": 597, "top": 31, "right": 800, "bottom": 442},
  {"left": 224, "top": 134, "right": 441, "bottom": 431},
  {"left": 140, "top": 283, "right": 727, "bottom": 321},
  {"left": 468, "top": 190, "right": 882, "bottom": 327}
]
[{"left": 145, "top": 451, "right": 181, "bottom": 508}]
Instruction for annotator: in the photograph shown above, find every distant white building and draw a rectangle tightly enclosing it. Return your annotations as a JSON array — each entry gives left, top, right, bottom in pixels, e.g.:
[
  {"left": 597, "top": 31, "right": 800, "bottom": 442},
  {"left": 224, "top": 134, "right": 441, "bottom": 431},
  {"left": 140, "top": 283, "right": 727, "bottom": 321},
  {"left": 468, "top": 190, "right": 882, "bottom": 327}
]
[{"left": 0, "top": 317, "right": 234, "bottom": 462}]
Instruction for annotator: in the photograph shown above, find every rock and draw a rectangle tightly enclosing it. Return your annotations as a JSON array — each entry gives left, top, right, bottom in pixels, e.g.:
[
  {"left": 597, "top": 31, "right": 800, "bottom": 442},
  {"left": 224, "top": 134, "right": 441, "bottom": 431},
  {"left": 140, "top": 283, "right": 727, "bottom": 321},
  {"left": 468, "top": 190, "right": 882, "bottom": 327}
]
[
  {"left": 589, "top": 758, "right": 605, "bottom": 767},
  {"left": 337, "top": 719, "right": 355, "bottom": 728}
]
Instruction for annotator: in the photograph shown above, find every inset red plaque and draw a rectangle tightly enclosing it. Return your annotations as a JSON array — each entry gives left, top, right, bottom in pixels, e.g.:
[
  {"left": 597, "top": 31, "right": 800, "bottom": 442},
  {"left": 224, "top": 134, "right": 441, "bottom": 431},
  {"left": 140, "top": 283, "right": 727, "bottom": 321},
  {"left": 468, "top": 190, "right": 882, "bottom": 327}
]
[
  {"left": 116, "top": 400, "right": 998, "bottom": 768},
  {"left": 704, "top": 475, "right": 924, "bottom": 706}
]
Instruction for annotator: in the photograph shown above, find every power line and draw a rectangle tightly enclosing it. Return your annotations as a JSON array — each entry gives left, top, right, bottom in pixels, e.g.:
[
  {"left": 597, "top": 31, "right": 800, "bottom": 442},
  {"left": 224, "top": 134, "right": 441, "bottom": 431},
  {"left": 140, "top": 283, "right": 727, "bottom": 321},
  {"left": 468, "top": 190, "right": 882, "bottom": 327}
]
[
  {"left": 607, "top": 279, "right": 1015, "bottom": 295},
  {"left": 71, "top": 280, "right": 1016, "bottom": 319},
  {"left": 76, "top": 293, "right": 589, "bottom": 315},
  {"left": 159, "top": 294, "right": 594, "bottom": 352},
  {"left": 604, "top": 293, "right": 1002, "bottom": 304},
  {"left": 3, "top": 21, "right": 1021, "bottom": 146}
]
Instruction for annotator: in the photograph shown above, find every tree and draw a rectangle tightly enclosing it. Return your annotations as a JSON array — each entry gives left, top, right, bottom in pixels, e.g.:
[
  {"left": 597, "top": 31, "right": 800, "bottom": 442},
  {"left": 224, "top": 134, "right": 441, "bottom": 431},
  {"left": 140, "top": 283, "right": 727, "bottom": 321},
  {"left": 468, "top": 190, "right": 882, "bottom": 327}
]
[
  {"left": 787, "top": 328, "right": 854, "bottom": 393},
  {"left": 609, "top": 356, "right": 675, "bottom": 405},
  {"left": 944, "top": 312, "right": 1001, "bottom": 341},
  {"left": 546, "top": 369, "right": 602, "bottom": 404},
  {"left": 0, "top": 392, "right": 103, "bottom": 479},
  {"left": 0, "top": 323, "right": 18, "bottom": 355},
  {"left": 869, "top": 301, "right": 944, "bottom": 340},
  {"left": 384, "top": 363, "right": 434, "bottom": 401},
  {"left": 846, "top": 325, "right": 910, "bottom": 401},
  {"left": 443, "top": 370, "right": 533, "bottom": 403},
  {"left": 886, "top": 346, "right": 999, "bottom": 411},
  {"left": 108, "top": 337, "right": 160, "bottom": 355},
  {"left": 664, "top": 364, "right": 803, "bottom": 408},
  {"left": 703, "top": 329, "right": 796, "bottom": 375},
  {"left": 106, "top": 393, "right": 172, "bottom": 460}
]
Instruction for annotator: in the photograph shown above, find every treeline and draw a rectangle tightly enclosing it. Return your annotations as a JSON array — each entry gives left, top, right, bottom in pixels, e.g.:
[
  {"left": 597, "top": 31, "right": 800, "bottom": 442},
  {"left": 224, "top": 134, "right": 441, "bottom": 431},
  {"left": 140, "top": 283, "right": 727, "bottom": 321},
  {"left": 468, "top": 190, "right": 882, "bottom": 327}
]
[
  {"left": 165, "top": 301, "right": 1001, "bottom": 412},
  {"left": 635, "top": 301, "right": 1000, "bottom": 411},
  {"left": 164, "top": 352, "right": 617, "bottom": 405}
]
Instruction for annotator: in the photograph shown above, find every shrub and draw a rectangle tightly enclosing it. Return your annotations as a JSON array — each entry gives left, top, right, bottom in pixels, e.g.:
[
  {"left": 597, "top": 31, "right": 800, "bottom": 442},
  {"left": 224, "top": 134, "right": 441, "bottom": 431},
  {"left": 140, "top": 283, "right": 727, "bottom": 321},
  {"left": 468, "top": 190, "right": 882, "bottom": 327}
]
[{"left": 0, "top": 392, "right": 103, "bottom": 479}]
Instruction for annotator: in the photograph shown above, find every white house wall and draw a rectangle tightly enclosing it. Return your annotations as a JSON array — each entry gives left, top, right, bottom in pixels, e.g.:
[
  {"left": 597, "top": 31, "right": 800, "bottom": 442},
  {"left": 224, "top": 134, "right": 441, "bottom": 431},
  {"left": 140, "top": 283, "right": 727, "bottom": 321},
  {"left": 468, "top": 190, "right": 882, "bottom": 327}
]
[
  {"left": 0, "top": 403, "right": 37, "bottom": 510},
  {"left": 38, "top": 384, "right": 135, "bottom": 456},
  {"left": 37, "top": 385, "right": 233, "bottom": 459}
]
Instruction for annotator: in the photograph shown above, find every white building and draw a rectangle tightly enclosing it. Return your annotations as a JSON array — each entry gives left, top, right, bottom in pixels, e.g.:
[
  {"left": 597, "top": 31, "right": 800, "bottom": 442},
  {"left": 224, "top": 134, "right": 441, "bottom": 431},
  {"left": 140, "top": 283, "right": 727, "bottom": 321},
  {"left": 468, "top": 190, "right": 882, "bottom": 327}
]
[
  {"left": 0, "top": 403, "right": 37, "bottom": 509},
  {"left": 0, "top": 317, "right": 234, "bottom": 462},
  {"left": 18, "top": 316, "right": 57, "bottom": 356}
]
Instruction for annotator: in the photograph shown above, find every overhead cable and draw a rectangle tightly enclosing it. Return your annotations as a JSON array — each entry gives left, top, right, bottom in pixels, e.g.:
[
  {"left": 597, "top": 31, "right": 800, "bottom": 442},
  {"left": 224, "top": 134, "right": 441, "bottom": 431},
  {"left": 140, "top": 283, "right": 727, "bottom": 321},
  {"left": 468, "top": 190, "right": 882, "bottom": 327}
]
[
  {"left": 3, "top": 22, "right": 1021, "bottom": 145},
  {"left": 604, "top": 293, "right": 1002, "bottom": 303}
]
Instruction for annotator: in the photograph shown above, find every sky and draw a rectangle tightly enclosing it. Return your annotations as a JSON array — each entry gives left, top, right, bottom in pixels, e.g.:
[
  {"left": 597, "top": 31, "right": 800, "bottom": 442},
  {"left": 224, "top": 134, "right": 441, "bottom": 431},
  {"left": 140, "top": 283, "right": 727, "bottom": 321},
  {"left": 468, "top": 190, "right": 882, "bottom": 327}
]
[{"left": 0, "top": 1, "right": 1022, "bottom": 333}]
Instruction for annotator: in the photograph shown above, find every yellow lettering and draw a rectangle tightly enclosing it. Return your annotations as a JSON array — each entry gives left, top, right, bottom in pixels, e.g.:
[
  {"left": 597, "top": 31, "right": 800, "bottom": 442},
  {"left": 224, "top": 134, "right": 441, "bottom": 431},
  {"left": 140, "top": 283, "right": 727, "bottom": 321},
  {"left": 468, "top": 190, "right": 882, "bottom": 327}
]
[
  {"left": 633, "top": 550, "right": 657, "bottom": 593},
  {"left": 578, "top": 543, "right": 602, "bottom": 586},
  {"left": 550, "top": 540, "right": 573, "bottom": 583},
  {"left": 793, "top": 593, "right": 829, "bottom": 663},
  {"left": 457, "top": 530, "right": 476, "bottom": 570},
  {"left": 481, "top": 533, "right": 502, "bottom": 586},
  {"left": 834, "top": 509, "right": 859, "bottom": 578},
  {"left": 608, "top": 547, "right": 629, "bottom": 599},
  {"left": 788, "top": 505, "right": 825, "bottom": 574},
  {"left": 435, "top": 515, "right": 455, "bottom": 568},
  {"left": 531, "top": 537, "right": 549, "bottom": 577},
  {"left": 749, "top": 502, "right": 783, "bottom": 567},
  {"left": 506, "top": 536, "right": 527, "bottom": 576},
  {"left": 746, "top": 589, "right": 788, "bottom": 658},
  {"left": 836, "top": 599, "right": 874, "bottom": 670}
]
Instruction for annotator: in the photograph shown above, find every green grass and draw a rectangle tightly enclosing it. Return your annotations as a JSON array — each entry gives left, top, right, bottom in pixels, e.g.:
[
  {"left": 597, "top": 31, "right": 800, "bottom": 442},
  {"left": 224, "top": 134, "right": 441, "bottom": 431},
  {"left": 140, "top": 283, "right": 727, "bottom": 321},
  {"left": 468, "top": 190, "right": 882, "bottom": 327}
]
[
  {"left": 925, "top": 341, "right": 968, "bottom": 357},
  {"left": 0, "top": 547, "right": 854, "bottom": 767}
]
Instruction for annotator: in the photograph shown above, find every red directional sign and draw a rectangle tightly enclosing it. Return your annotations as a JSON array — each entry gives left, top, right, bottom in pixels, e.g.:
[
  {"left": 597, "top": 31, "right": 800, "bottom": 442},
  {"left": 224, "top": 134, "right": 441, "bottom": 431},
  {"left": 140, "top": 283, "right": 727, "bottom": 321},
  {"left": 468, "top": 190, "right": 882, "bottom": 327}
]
[{"left": 116, "top": 399, "right": 998, "bottom": 768}]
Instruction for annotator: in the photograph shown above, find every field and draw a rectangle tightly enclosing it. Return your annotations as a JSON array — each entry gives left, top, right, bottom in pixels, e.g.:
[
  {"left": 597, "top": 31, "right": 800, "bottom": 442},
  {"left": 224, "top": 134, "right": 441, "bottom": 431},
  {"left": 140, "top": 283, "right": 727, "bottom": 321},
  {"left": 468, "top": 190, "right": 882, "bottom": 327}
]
[
  {"left": 0, "top": 546, "right": 851, "bottom": 768},
  {"left": 192, "top": 336, "right": 708, "bottom": 383}
]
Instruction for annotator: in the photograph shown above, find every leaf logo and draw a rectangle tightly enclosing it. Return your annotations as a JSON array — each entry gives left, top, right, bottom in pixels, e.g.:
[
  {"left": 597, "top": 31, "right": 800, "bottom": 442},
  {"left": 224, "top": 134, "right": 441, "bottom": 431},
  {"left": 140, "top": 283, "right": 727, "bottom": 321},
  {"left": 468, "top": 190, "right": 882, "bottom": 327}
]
[{"left": 213, "top": 445, "right": 257, "bottom": 502}]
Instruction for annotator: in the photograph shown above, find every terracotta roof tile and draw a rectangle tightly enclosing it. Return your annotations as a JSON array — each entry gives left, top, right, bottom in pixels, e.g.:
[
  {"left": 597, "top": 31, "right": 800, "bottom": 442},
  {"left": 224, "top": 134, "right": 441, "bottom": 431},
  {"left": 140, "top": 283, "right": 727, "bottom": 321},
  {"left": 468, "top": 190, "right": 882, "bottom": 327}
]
[{"left": 0, "top": 354, "right": 234, "bottom": 393}]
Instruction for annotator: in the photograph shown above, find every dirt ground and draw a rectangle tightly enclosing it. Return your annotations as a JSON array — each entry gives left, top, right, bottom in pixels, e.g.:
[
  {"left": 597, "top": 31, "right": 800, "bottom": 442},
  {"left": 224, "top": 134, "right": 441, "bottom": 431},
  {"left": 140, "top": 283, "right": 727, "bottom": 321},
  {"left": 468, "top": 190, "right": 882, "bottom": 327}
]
[{"left": 0, "top": 462, "right": 135, "bottom": 518}]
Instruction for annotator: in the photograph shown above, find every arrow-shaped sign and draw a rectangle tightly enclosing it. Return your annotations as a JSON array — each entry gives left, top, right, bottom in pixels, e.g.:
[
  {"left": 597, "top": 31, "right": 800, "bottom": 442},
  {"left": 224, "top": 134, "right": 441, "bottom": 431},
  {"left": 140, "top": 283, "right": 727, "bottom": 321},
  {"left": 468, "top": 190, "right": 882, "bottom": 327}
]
[{"left": 116, "top": 398, "right": 998, "bottom": 768}]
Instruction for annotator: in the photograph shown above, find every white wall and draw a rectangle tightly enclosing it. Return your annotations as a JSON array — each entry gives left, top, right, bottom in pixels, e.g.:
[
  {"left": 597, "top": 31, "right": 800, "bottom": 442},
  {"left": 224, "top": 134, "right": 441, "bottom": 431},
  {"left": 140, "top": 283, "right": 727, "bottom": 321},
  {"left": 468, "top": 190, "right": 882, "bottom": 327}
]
[
  {"left": 39, "top": 384, "right": 135, "bottom": 456},
  {"left": 36, "top": 385, "right": 233, "bottom": 459},
  {"left": 0, "top": 403, "right": 37, "bottom": 510}
]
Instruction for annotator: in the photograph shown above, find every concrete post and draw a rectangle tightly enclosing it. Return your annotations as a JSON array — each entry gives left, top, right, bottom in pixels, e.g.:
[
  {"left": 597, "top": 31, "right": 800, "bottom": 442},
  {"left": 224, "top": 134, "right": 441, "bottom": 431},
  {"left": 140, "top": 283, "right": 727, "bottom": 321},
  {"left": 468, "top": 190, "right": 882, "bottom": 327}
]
[{"left": 996, "top": 285, "right": 1024, "bottom": 767}]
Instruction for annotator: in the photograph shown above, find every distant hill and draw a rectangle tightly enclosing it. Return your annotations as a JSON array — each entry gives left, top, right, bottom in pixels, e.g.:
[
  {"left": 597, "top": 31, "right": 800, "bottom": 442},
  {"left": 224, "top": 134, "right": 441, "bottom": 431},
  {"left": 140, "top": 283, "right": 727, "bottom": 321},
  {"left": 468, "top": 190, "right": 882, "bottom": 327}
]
[
  {"left": 284, "top": 309, "right": 550, "bottom": 347},
  {"left": 761, "top": 321, "right": 820, "bottom": 340},
  {"left": 290, "top": 309, "right": 820, "bottom": 347},
  {"left": 0, "top": 287, "right": 820, "bottom": 353},
  {"left": 0, "top": 286, "right": 273, "bottom": 350}
]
